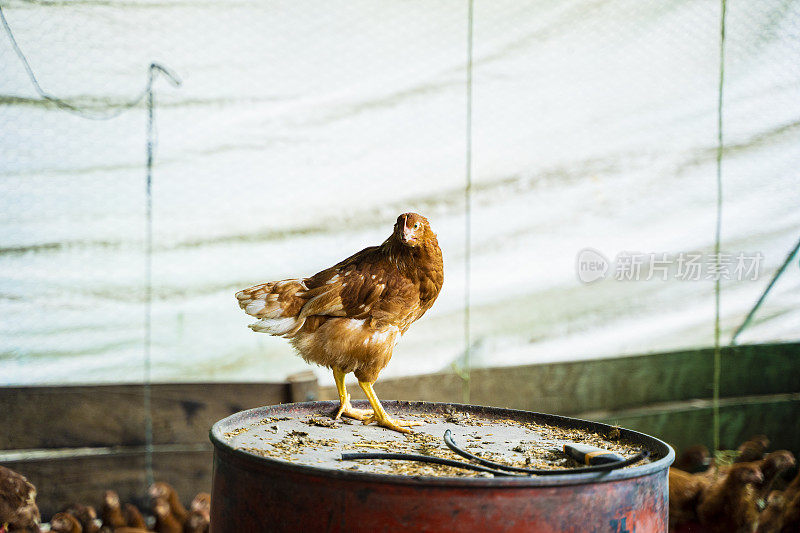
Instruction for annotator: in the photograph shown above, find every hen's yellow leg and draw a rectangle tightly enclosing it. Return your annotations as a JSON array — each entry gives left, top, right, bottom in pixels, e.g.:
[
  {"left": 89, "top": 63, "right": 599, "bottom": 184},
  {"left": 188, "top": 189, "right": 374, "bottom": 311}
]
[
  {"left": 333, "top": 368, "right": 373, "bottom": 421},
  {"left": 358, "top": 380, "right": 423, "bottom": 434}
]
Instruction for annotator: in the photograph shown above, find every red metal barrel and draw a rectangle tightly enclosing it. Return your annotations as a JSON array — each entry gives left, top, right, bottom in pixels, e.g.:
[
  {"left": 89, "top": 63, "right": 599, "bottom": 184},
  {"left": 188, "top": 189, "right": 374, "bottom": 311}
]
[{"left": 210, "top": 401, "right": 674, "bottom": 532}]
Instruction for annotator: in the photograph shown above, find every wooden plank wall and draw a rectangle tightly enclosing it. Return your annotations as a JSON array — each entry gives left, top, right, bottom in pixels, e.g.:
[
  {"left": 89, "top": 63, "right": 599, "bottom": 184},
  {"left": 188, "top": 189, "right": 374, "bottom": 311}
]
[
  {"left": 0, "top": 373, "right": 317, "bottom": 518},
  {"left": 2, "top": 343, "right": 798, "bottom": 518},
  {"left": 319, "top": 342, "right": 800, "bottom": 452}
]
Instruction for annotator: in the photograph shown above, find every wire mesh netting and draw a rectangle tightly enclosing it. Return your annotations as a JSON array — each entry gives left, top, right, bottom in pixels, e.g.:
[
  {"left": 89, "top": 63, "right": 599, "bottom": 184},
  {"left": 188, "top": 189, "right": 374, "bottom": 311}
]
[{"left": 1, "top": 0, "right": 798, "bottom": 387}]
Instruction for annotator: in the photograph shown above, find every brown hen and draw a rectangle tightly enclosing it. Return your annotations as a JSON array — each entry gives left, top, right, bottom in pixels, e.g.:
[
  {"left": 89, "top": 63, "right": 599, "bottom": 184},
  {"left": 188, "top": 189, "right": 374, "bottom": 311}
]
[
  {"left": 757, "top": 450, "right": 796, "bottom": 500},
  {"left": 122, "top": 503, "right": 146, "bottom": 530},
  {"left": 668, "top": 467, "right": 710, "bottom": 531},
  {"left": 100, "top": 491, "right": 125, "bottom": 530},
  {"left": 780, "top": 491, "right": 800, "bottom": 532},
  {"left": 783, "top": 465, "right": 800, "bottom": 502},
  {"left": 189, "top": 493, "right": 210, "bottom": 522},
  {"left": 50, "top": 512, "right": 83, "bottom": 533},
  {"left": 149, "top": 482, "right": 187, "bottom": 526},
  {"left": 0, "top": 466, "right": 40, "bottom": 532},
  {"left": 735, "top": 435, "right": 770, "bottom": 464},
  {"left": 758, "top": 490, "right": 787, "bottom": 533},
  {"left": 236, "top": 213, "right": 443, "bottom": 433},
  {"left": 673, "top": 444, "right": 712, "bottom": 474},
  {"left": 62, "top": 503, "right": 99, "bottom": 533},
  {"left": 153, "top": 499, "right": 182, "bottom": 533},
  {"left": 697, "top": 462, "right": 764, "bottom": 533}
]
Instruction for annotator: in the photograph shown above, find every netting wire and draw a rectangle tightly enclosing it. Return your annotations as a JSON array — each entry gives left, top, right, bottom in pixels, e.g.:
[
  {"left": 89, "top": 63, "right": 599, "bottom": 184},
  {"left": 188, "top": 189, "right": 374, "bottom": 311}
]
[
  {"left": 712, "top": 0, "right": 727, "bottom": 453},
  {"left": 711, "top": 0, "right": 799, "bottom": 450},
  {"left": 462, "top": 0, "right": 475, "bottom": 404},
  {"left": 0, "top": 4, "right": 181, "bottom": 491},
  {"left": 8, "top": 0, "right": 794, "bottom": 470}
]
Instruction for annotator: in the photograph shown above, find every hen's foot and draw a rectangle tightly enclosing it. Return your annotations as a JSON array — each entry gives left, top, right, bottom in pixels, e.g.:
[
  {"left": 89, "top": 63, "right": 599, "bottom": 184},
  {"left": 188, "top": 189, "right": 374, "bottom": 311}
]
[
  {"left": 362, "top": 413, "right": 423, "bottom": 434},
  {"left": 334, "top": 402, "right": 373, "bottom": 421}
]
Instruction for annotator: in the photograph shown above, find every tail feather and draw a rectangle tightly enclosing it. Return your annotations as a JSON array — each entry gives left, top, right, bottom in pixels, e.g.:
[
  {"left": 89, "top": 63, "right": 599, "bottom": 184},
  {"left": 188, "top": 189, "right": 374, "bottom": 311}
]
[
  {"left": 248, "top": 316, "right": 298, "bottom": 335},
  {"left": 235, "top": 279, "right": 307, "bottom": 337}
]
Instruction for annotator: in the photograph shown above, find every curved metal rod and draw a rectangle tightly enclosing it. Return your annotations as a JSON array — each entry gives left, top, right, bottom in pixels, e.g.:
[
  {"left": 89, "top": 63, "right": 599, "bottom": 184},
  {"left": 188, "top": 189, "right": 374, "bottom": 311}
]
[
  {"left": 341, "top": 452, "right": 519, "bottom": 477},
  {"left": 444, "top": 429, "right": 649, "bottom": 475}
]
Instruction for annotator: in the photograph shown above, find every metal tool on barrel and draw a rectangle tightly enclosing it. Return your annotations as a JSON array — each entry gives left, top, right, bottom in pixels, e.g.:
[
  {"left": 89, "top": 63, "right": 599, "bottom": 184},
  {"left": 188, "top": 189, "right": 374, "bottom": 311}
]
[{"left": 342, "top": 429, "right": 648, "bottom": 477}]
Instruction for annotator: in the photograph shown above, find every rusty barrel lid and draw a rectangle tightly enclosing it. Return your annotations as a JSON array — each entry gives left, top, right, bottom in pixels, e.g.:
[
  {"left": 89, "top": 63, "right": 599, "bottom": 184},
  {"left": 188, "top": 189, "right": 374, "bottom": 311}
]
[{"left": 210, "top": 400, "right": 675, "bottom": 532}]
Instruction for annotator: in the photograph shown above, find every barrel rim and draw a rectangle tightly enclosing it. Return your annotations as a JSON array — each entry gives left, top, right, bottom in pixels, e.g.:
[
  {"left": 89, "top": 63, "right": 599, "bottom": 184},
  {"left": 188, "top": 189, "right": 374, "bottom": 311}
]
[{"left": 210, "top": 400, "right": 675, "bottom": 488}]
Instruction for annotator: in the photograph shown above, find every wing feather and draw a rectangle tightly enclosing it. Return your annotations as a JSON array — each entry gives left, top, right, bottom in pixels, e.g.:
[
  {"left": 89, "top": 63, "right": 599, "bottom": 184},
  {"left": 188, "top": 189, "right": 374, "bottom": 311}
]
[{"left": 237, "top": 242, "right": 425, "bottom": 337}]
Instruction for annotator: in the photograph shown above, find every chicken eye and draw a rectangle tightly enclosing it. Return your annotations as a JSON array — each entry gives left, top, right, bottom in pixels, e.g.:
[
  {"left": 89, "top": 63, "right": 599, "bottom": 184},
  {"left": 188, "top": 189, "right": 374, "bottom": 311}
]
[{"left": 413, "top": 222, "right": 420, "bottom": 230}]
